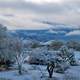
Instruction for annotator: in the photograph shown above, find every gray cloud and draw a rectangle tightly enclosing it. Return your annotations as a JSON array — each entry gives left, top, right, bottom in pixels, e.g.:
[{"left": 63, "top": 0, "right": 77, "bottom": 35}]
[
  {"left": 0, "top": 0, "right": 80, "bottom": 14},
  {"left": 0, "top": 0, "right": 80, "bottom": 29}
]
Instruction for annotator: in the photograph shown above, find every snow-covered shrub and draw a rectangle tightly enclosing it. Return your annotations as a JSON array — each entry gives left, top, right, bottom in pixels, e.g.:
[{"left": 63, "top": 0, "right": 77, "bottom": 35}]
[
  {"left": 0, "top": 25, "right": 13, "bottom": 69},
  {"left": 59, "top": 46, "right": 77, "bottom": 66},
  {"left": 27, "top": 47, "right": 56, "bottom": 65},
  {"left": 66, "top": 40, "right": 80, "bottom": 51},
  {"left": 54, "top": 46, "right": 77, "bottom": 73},
  {"left": 53, "top": 46, "right": 77, "bottom": 73},
  {"left": 54, "top": 55, "right": 69, "bottom": 73}
]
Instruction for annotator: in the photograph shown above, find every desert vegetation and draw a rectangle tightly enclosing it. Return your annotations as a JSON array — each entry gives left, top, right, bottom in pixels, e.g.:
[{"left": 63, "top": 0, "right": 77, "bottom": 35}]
[{"left": 0, "top": 24, "right": 80, "bottom": 80}]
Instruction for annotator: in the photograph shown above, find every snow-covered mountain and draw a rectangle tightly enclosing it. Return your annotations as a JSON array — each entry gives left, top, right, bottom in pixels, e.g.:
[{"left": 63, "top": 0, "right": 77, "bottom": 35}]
[{"left": 9, "top": 26, "right": 80, "bottom": 42}]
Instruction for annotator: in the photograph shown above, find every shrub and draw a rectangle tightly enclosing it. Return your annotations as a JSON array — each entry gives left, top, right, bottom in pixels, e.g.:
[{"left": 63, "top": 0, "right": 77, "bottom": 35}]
[{"left": 49, "top": 40, "right": 64, "bottom": 50}]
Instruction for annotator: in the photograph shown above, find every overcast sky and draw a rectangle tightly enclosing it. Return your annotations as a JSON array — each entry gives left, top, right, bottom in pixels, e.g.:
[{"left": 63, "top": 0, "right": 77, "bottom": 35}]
[{"left": 0, "top": 0, "right": 80, "bottom": 30}]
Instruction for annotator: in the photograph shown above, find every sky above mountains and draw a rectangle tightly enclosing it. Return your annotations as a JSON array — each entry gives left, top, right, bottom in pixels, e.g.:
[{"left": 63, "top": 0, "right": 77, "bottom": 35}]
[{"left": 0, "top": 0, "right": 80, "bottom": 30}]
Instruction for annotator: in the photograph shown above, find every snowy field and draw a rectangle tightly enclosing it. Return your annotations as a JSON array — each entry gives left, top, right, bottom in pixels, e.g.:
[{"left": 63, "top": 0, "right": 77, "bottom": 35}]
[
  {"left": 0, "top": 51, "right": 80, "bottom": 80},
  {"left": 0, "top": 63, "right": 80, "bottom": 80},
  {"left": 0, "top": 64, "right": 64, "bottom": 80}
]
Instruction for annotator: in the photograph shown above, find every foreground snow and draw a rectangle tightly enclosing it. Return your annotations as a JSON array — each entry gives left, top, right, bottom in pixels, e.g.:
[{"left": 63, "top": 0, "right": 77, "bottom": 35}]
[
  {"left": 0, "top": 63, "right": 80, "bottom": 80},
  {"left": 0, "top": 51, "right": 80, "bottom": 80},
  {"left": 0, "top": 63, "right": 64, "bottom": 80}
]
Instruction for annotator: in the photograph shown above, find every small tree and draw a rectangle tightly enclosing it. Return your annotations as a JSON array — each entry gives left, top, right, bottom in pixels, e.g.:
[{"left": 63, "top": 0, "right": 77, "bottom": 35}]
[
  {"left": 11, "top": 37, "right": 27, "bottom": 75},
  {"left": 47, "top": 61, "right": 55, "bottom": 78}
]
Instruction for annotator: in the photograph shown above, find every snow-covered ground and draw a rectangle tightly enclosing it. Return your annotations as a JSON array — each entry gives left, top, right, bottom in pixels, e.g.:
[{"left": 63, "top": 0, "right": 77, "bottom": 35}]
[
  {"left": 0, "top": 63, "right": 64, "bottom": 80},
  {"left": 64, "top": 66, "right": 80, "bottom": 80},
  {"left": 74, "top": 51, "right": 80, "bottom": 61},
  {"left": 0, "top": 51, "right": 80, "bottom": 80},
  {"left": 0, "top": 63, "right": 80, "bottom": 80}
]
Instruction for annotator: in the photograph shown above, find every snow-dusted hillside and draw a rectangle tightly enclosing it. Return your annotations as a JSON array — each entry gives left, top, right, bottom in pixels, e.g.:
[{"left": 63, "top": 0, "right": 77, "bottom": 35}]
[{"left": 9, "top": 27, "right": 80, "bottom": 42}]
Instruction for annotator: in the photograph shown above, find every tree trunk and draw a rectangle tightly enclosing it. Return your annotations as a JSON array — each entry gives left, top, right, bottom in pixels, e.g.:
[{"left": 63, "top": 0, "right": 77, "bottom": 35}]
[{"left": 18, "top": 65, "right": 22, "bottom": 75}]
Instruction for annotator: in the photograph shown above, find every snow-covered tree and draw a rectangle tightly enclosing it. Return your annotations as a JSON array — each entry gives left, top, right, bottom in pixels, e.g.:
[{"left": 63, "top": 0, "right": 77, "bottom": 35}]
[
  {"left": 0, "top": 24, "right": 15, "bottom": 69},
  {"left": 68, "top": 49, "right": 76, "bottom": 66},
  {"left": 11, "top": 37, "right": 27, "bottom": 75},
  {"left": 0, "top": 24, "right": 7, "bottom": 61},
  {"left": 59, "top": 46, "right": 76, "bottom": 66}
]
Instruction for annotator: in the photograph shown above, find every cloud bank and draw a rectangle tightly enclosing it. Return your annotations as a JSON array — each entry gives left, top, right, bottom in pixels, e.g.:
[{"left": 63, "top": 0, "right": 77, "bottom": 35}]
[{"left": 0, "top": 0, "right": 80, "bottom": 29}]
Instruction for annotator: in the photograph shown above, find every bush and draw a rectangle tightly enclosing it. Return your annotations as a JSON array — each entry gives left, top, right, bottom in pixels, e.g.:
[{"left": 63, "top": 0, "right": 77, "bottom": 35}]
[
  {"left": 49, "top": 40, "right": 64, "bottom": 50},
  {"left": 0, "top": 59, "right": 13, "bottom": 70},
  {"left": 59, "top": 46, "right": 77, "bottom": 66},
  {"left": 66, "top": 40, "right": 80, "bottom": 51}
]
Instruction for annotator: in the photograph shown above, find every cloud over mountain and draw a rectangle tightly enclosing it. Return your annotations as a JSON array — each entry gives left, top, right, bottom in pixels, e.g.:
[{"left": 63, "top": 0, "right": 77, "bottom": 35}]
[{"left": 66, "top": 30, "right": 80, "bottom": 36}]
